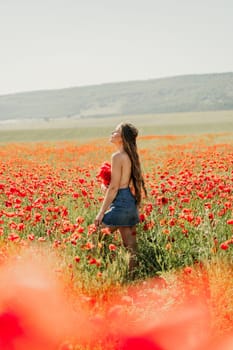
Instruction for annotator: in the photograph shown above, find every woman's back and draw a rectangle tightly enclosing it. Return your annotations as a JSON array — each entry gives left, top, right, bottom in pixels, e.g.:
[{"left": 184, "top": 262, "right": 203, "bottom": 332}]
[{"left": 116, "top": 151, "right": 132, "bottom": 189}]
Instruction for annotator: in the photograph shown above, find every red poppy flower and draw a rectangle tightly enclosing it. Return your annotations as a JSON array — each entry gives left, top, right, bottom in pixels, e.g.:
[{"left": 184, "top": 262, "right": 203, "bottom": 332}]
[
  {"left": 220, "top": 242, "right": 229, "bottom": 250},
  {"left": 109, "top": 244, "right": 117, "bottom": 251},
  {"left": 74, "top": 256, "right": 80, "bottom": 263},
  {"left": 97, "top": 162, "right": 111, "bottom": 186},
  {"left": 0, "top": 311, "right": 24, "bottom": 346}
]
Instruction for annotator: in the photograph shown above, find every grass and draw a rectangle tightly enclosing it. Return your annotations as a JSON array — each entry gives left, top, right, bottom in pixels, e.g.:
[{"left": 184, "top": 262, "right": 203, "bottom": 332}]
[{"left": 0, "top": 110, "right": 233, "bottom": 143}]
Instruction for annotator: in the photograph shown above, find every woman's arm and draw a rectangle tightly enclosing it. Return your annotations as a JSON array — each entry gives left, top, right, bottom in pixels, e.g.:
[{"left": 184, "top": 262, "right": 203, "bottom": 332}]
[{"left": 94, "top": 153, "right": 122, "bottom": 226}]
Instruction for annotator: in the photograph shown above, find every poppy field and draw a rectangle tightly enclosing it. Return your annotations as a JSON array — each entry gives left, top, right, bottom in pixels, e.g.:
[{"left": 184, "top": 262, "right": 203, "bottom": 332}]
[{"left": 0, "top": 132, "right": 233, "bottom": 349}]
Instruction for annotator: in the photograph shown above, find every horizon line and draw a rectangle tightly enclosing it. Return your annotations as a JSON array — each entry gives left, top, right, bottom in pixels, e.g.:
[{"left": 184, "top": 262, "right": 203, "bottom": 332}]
[{"left": 0, "top": 70, "right": 232, "bottom": 98}]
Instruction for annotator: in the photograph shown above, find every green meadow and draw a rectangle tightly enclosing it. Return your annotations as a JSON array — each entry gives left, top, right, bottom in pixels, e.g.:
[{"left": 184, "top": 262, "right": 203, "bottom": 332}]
[{"left": 0, "top": 110, "right": 232, "bottom": 143}]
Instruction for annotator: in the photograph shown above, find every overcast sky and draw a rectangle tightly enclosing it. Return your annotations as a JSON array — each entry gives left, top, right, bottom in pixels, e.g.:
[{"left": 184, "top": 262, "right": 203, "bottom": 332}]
[{"left": 0, "top": 0, "right": 232, "bottom": 95}]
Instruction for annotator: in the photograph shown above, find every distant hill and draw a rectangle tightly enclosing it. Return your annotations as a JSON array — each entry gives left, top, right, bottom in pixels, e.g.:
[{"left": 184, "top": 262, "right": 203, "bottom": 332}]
[{"left": 0, "top": 72, "right": 233, "bottom": 120}]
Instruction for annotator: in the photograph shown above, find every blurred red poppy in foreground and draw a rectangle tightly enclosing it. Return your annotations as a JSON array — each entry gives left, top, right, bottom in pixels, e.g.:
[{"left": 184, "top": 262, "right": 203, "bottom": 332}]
[{"left": 0, "top": 254, "right": 91, "bottom": 350}]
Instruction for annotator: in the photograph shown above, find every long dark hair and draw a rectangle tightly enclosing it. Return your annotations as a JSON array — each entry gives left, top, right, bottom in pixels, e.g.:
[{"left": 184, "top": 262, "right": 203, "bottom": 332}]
[{"left": 120, "top": 123, "right": 147, "bottom": 205}]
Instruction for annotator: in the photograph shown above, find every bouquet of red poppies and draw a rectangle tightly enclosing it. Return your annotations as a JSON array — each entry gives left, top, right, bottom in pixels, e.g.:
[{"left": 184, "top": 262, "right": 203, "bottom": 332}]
[{"left": 96, "top": 161, "right": 111, "bottom": 186}]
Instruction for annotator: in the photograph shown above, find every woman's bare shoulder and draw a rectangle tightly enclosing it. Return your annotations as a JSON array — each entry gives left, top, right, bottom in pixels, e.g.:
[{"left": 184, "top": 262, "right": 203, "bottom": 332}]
[
  {"left": 111, "top": 151, "right": 130, "bottom": 164},
  {"left": 111, "top": 152, "right": 122, "bottom": 163}
]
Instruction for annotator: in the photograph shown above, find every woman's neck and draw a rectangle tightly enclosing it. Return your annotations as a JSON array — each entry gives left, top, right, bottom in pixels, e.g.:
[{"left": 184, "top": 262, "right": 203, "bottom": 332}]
[{"left": 115, "top": 144, "right": 124, "bottom": 152}]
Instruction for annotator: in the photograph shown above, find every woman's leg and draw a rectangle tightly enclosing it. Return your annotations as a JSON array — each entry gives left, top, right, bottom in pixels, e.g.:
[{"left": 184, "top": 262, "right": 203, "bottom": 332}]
[{"left": 119, "top": 225, "right": 137, "bottom": 274}]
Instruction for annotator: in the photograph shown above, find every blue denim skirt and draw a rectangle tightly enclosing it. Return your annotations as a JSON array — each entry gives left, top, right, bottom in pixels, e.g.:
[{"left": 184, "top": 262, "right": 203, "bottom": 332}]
[{"left": 102, "top": 187, "right": 139, "bottom": 227}]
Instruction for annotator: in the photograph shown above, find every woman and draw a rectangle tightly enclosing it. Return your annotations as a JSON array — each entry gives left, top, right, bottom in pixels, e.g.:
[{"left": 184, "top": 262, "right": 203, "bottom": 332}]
[{"left": 94, "top": 122, "right": 147, "bottom": 273}]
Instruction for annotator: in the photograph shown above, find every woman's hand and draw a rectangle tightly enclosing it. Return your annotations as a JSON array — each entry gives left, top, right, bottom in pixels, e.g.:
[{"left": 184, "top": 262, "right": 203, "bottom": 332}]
[
  {"left": 101, "top": 183, "right": 108, "bottom": 193},
  {"left": 94, "top": 211, "right": 104, "bottom": 227}
]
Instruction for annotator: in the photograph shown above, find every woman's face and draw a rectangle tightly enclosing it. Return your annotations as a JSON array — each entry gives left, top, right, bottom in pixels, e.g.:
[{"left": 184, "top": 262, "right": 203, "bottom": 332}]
[{"left": 110, "top": 125, "right": 122, "bottom": 144}]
